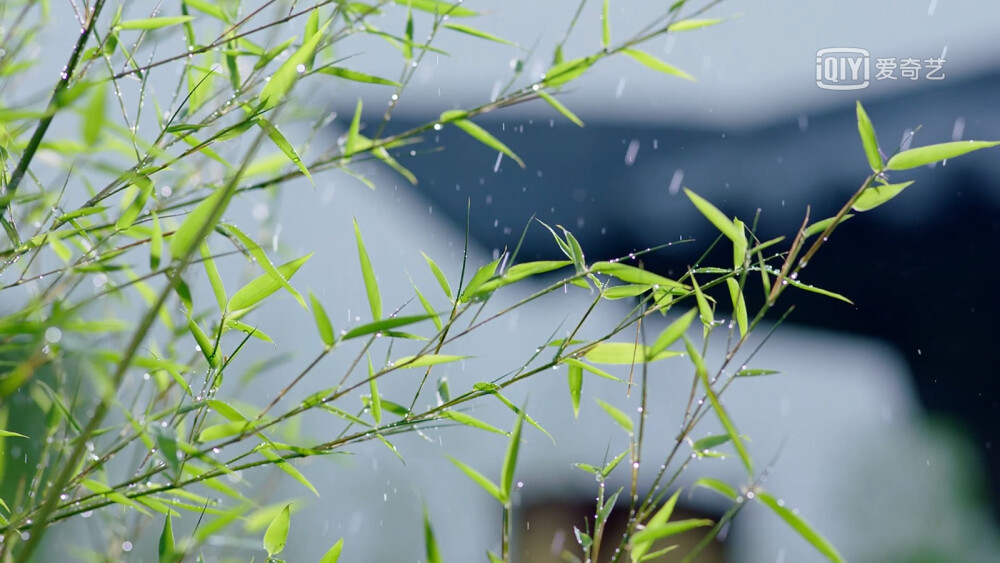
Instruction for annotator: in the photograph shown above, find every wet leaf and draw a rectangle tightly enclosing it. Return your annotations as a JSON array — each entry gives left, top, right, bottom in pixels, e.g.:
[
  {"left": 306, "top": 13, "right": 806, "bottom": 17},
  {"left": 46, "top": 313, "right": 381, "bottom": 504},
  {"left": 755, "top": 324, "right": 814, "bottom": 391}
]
[
  {"left": 596, "top": 399, "right": 632, "bottom": 433},
  {"left": 667, "top": 18, "right": 724, "bottom": 31},
  {"left": 757, "top": 491, "right": 845, "bottom": 563},
  {"left": 852, "top": 181, "right": 914, "bottom": 212},
  {"left": 886, "top": 140, "right": 1000, "bottom": 170},
  {"left": 602, "top": 0, "right": 611, "bottom": 48},
  {"left": 543, "top": 56, "right": 598, "bottom": 88},
  {"left": 684, "top": 189, "right": 744, "bottom": 248},
  {"left": 220, "top": 223, "right": 306, "bottom": 309},
  {"left": 263, "top": 503, "right": 291, "bottom": 557},
  {"left": 354, "top": 219, "right": 381, "bottom": 319},
  {"left": 117, "top": 16, "right": 195, "bottom": 30},
  {"left": 343, "top": 314, "right": 434, "bottom": 339},
  {"left": 444, "top": 23, "right": 515, "bottom": 46},
  {"left": 256, "top": 117, "right": 312, "bottom": 183},
  {"left": 309, "top": 292, "right": 335, "bottom": 348},
  {"left": 446, "top": 116, "right": 525, "bottom": 168},
  {"left": 116, "top": 175, "right": 153, "bottom": 231},
  {"left": 590, "top": 262, "right": 684, "bottom": 289},
  {"left": 501, "top": 405, "right": 527, "bottom": 501},
  {"left": 392, "top": 354, "right": 465, "bottom": 368},
  {"left": 693, "top": 477, "right": 737, "bottom": 500},
  {"left": 170, "top": 186, "right": 232, "bottom": 260},
  {"left": 726, "top": 278, "right": 748, "bottom": 338},
  {"left": 630, "top": 518, "right": 713, "bottom": 545},
  {"left": 622, "top": 48, "right": 694, "bottom": 81},
  {"left": 648, "top": 308, "right": 697, "bottom": 357},
  {"left": 856, "top": 101, "right": 882, "bottom": 171},
  {"left": 83, "top": 81, "right": 105, "bottom": 145},
  {"left": 449, "top": 456, "right": 503, "bottom": 503},
  {"left": 319, "top": 539, "right": 344, "bottom": 563},
  {"left": 158, "top": 515, "right": 175, "bottom": 563},
  {"left": 736, "top": 368, "right": 779, "bottom": 377},
  {"left": 368, "top": 355, "right": 381, "bottom": 424},
  {"left": 395, "top": 0, "right": 477, "bottom": 17},
  {"left": 259, "top": 21, "right": 329, "bottom": 110},
  {"left": 442, "top": 410, "right": 507, "bottom": 436},
  {"left": 227, "top": 254, "right": 313, "bottom": 318},
  {"left": 585, "top": 342, "right": 680, "bottom": 364},
  {"left": 459, "top": 259, "right": 500, "bottom": 302},
  {"left": 803, "top": 215, "right": 853, "bottom": 239},
  {"left": 568, "top": 362, "right": 583, "bottom": 417},
  {"left": 537, "top": 91, "right": 584, "bottom": 127},
  {"left": 631, "top": 489, "right": 682, "bottom": 562},
  {"left": 424, "top": 505, "right": 443, "bottom": 563},
  {"left": 318, "top": 66, "right": 400, "bottom": 86}
]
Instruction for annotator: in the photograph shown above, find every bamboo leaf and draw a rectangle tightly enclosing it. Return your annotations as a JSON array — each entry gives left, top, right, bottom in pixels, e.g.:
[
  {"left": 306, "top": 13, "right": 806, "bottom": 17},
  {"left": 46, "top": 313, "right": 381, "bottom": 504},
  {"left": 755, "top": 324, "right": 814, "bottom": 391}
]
[
  {"left": 622, "top": 48, "right": 694, "bottom": 81},
  {"left": 354, "top": 218, "right": 381, "bottom": 319},
  {"left": 368, "top": 355, "right": 381, "bottom": 424},
  {"left": 309, "top": 292, "right": 335, "bottom": 348},
  {"left": 630, "top": 518, "right": 713, "bottom": 545},
  {"left": 441, "top": 410, "right": 507, "bottom": 436},
  {"left": 444, "top": 23, "right": 515, "bottom": 46},
  {"left": 726, "top": 278, "right": 748, "bottom": 338},
  {"left": 648, "top": 308, "right": 697, "bottom": 357},
  {"left": 596, "top": 399, "right": 633, "bottom": 433},
  {"left": 343, "top": 314, "right": 434, "bottom": 339},
  {"left": 631, "top": 489, "right": 682, "bottom": 562},
  {"left": 320, "top": 539, "right": 344, "bottom": 563},
  {"left": 255, "top": 117, "right": 312, "bottom": 183},
  {"left": 117, "top": 16, "right": 195, "bottom": 30},
  {"left": 170, "top": 186, "right": 232, "bottom": 260},
  {"left": 693, "top": 477, "right": 737, "bottom": 500},
  {"left": 220, "top": 223, "right": 306, "bottom": 309},
  {"left": 590, "top": 262, "right": 685, "bottom": 289},
  {"left": 394, "top": 0, "right": 477, "bottom": 17},
  {"left": 263, "top": 503, "right": 291, "bottom": 557},
  {"left": 852, "top": 181, "right": 915, "bottom": 212},
  {"left": 83, "top": 81, "right": 105, "bottom": 145},
  {"left": 81, "top": 479, "right": 152, "bottom": 516},
  {"left": 886, "top": 140, "right": 1000, "bottom": 170},
  {"left": 259, "top": 22, "right": 329, "bottom": 110},
  {"left": 318, "top": 66, "right": 401, "bottom": 86},
  {"left": 543, "top": 56, "right": 598, "bottom": 88},
  {"left": 447, "top": 117, "right": 525, "bottom": 168},
  {"left": 667, "top": 18, "right": 724, "bottom": 31},
  {"left": 150, "top": 211, "right": 163, "bottom": 269},
  {"left": 602, "top": 0, "right": 611, "bottom": 48},
  {"left": 392, "top": 354, "right": 466, "bottom": 368},
  {"left": 684, "top": 189, "right": 743, "bottom": 246},
  {"left": 568, "top": 362, "right": 583, "bottom": 417},
  {"left": 757, "top": 492, "right": 845, "bottom": 563},
  {"left": 501, "top": 406, "right": 527, "bottom": 502},
  {"left": 115, "top": 175, "right": 153, "bottom": 231},
  {"left": 449, "top": 456, "right": 503, "bottom": 503},
  {"left": 424, "top": 505, "right": 443, "bottom": 563},
  {"left": 537, "top": 91, "right": 584, "bottom": 127},
  {"left": 855, "top": 101, "right": 882, "bottom": 170},
  {"left": 227, "top": 254, "right": 313, "bottom": 318},
  {"left": 459, "top": 259, "right": 500, "bottom": 302},
  {"left": 803, "top": 215, "right": 853, "bottom": 240},
  {"left": 199, "top": 243, "right": 227, "bottom": 313},
  {"left": 158, "top": 515, "right": 175, "bottom": 563}
]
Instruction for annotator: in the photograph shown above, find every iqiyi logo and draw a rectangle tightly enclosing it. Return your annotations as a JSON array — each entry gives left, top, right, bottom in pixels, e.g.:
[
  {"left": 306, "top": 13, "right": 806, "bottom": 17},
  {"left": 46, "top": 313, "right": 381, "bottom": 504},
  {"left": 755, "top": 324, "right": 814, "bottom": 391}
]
[{"left": 816, "top": 48, "right": 870, "bottom": 90}]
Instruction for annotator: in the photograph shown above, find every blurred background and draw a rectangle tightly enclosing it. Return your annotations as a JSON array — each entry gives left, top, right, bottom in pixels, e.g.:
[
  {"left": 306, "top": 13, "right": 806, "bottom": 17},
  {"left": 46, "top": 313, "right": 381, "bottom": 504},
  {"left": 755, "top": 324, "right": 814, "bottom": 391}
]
[{"left": 5, "top": 0, "right": 1000, "bottom": 561}]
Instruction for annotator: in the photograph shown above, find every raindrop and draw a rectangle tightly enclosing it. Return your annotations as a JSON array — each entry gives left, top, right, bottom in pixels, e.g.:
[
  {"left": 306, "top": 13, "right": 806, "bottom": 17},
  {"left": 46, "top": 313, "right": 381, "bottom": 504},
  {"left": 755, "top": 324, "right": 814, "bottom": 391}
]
[{"left": 624, "top": 140, "right": 640, "bottom": 166}]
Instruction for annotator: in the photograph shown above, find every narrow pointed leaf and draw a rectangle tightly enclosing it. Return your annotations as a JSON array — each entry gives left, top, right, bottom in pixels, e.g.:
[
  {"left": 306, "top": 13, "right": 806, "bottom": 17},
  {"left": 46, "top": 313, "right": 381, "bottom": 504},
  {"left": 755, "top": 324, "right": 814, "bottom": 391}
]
[
  {"left": 220, "top": 223, "right": 306, "bottom": 309},
  {"left": 392, "top": 354, "right": 466, "bottom": 368},
  {"left": 309, "top": 292, "right": 335, "bottom": 348},
  {"left": 118, "top": 16, "right": 195, "bottom": 30},
  {"left": 115, "top": 175, "right": 153, "bottom": 231},
  {"left": 226, "top": 254, "right": 313, "bottom": 317},
  {"left": 199, "top": 243, "right": 227, "bottom": 313},
  {"left": 856, "top": 101, "right": 882, "bottom": 170},
  {"left": 852, "top": 181, "right": 914, "bottom": 212},
  {"left": 596, "top": 399, "right": 633, "bottom": 433},
  {"left": 394, "top": 0, "right": 477, "bottom": 17},
  {"left": 424, "top": 505, "right": 443, "bottom": 563},
  {"left": 543, "top": 56, "right": 598, "bottom": 87},
  {"left": 318, "top": 66, "right": 401, "bottom": 86},
  {"left": 568, "top": 362, "right": 583, "bottom": 417},
  {"left": 444, "top": 23, "right": 515, "bottom": 46},
  {"left": 501, "top": 406, "right": 527, "bottom": 501},
  {"left": 368, "top": 355, "right": 381, "bottom": 424},
  {"left": 537, "top": 91, "right": 584, "bottom": 127},
  {"left": 441, "top": 410, "right": 507, "bottom": 436},
  {"left": 170, "top": 186, "right": 232, "bottom": 259},
  {"left": 630, "top": 519, "right": 713, "bottom": 545},
  {"left": 259, "top": 22, "right": 329, "bottom": 110},
  {"left": 648, "top": 308, "right": 697, "bottom": 357},
  {"left": 256, "top": 118, "right": 312, "bottom": 183},
  {"left": 590, "top": 262, "right": 684, "bottom": 289},
  {"left": 693, "top": 477, "right": 737, "bottom": 500},
  {"left": 319, "top": 539, "right": 344, "bottom": 563},
  {"left": 343, "top": 314, "right": 434, "bottom": 339},
  {"left": 263, "top": 503, "right": 291, "bottom": 556},
  {"left": 602, "top": 0, "right": 611, "bottom": 48},
  {"left": 886, "top": 140, "right": 1000, "bottom": 170},
  {"left": 459, "top": 259, "right": 500, "bottom": 302},
  {"left": 622, "top": 48, "right": 694, "bottom": 81},
  {"left": 159, "top": 515, "right": 175, "bottom": 563},
  {"left": 668, "top": 18, "right": 724, "bottom": 31},
  {"left": 803, "top": 215, "right": 853, "bottom": 239},
  {"left": 449, "top": 456, "right": 503, "bottom": 503},
  {"left": 757, "top": 492, "right": 845, "bottom": 563},
  {"left": 726, "top": 278, "right": 748, "bottom": 338},
  {"left": 448, "top": 117, "right": 525, "bottom": 168},
  {"left": 354, "top": 219, "right": 381, "bottom": 319}
]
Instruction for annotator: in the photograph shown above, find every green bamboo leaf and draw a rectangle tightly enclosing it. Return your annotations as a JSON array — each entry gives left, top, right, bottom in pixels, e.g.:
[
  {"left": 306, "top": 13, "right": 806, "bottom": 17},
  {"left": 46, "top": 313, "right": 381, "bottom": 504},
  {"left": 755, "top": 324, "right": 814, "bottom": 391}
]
[
  {"left": 255, "top": 117, "right": 312, "bottom": 183},
  {"left": 477, "top": 386, "right": 555, "bottom": 444},
  {"left": 81, "top": 479, "right": 152, "bottom": 515},
  {"left": 394, "top": 0, "right": 477, "bottom": 17},
  {"left": 253, "top": 37, "right": 298, "bottom": 72},
  {"left": 585, "top": 342, "right": 680, "bottom": 364},
  {"left": 684, "top": 188, "right": 743, "bottom": 245},
  {"left": 392, "top": 354, "right": 466, "bottom": 368},
  {"left": 424, "top": 505, "right": 443, "bottom": 563},
  {"left": 803, "top": 215, "right": 853, "bottom": 240},
  {"left": 568, "top": 362, "right": 583, "bottom": 417},
  {"left": 590, "top": 262, "right": 685, "bottom": 289},
  {"left": 852, "top": 181, "right": 915, "bottom": 212},
  {"left": 444, "top": 23, "right": 515, "bottom": 46},
  {"left": 319, "top": 539, "right": 344, "bottom": 563},
  {"left": 413, "top": 284, "right": 443, "bottom": 331},
  {"left": 154, "top": 427, "right": 182, "bottom": 478},
  {"left": 368, "top": 355, "right": 381, "bottom": 424},
  {"left": 630, "top": 518, "right": 713, "bottom": 546},
  {"left": 199, "top": 243, "right": 227, "bottom": 313},
  {"left": 403, "top": 3, "right": 414, "bottom": 62},
  {"left": 448, "top": 456, "right": 503, "bottom": 503},
  {"left": 304, "top": 9, "right": 320, "bottom": 71},
  {"left": 170, "top": 186, "right": 232, "bottom": 260},
  {"left": 309, "top": 292, "right": 335, "bottom": 348},
  {"left": 354, "top": 218, "right": 381, "bottom": 319},
  {"left": 185, "top": 0, "right": 227, "bottom": 20},
  {"left": 0, "top": 430, "right": 27, "bottom": 438},
  {"left": 886, "top": 140, "right": 1000, "bottom": 170},
  {"left": 757, "top": 491, "right": 845, "bottom": 562},
  {"left": 260, "top": 449, "right": 319, "bottom": 496},
  {"left": 543, "top": 56, "right": 598, "bottom": 88},
  {"left": 685, "top": 337, "right": 753, "bottom": 477},
  {"left": 487, "top": 550, "right": 502, "bottom": 563},
  {"left": 158, "top": 515, "right": 175, "bottom": 563},
  {"left": 227, "top": 254, "right": 313, "bottom": 318},
  {"left": 259, "top": 21, "right": 329, "bottom": 110},
  {"left": 856, "top": 101, "right": 882, "bottom": 170},
  {"left": 318, "top": 66, "right": 401, "bottom": 86},
  {"left": 693, "top": 477, "right": 737, "bottom": 499},
  {"left": 82, "top": 81, "right": 105, "bottom": 145},
  {"left": 220, "top": 223, "right": 307, "bottom": 309},
  {"left": 779, "top": 274, "right": 853, "bottom": 304},
  {"left": 198, "top": 421, "right": 248, "bottom": 442},
  {"left": 736, "top": 368, "right": 779, "bottom": 377},
  {"left": 726, "top": 278, "right": 748, "bottom": 338},
  {"left": 596, "top": 399, "right": 633, "bottom": 433},
  {"left": 459, "top": 259, "right": 501, "bottom": 302},
  {"left": 602, "top": 0, "right": 611, "bottom": 48},
  {"left": 648, "top": 308, "right": 697, "bottom": 357},
  {"left": 563, "top": 358, "right": 621, "bottom": 381},
  {"left": 342, "top": 314, "right": 434, "bottom": 339},
  {"left": 441, "top": 410, "right": 507, "bottom": 436},
  {"left": 631, "top": 489, "right": 682, "bottom": 562},
  {"left": 150, "top": 211, "right": 163, "bottom": 270},
  {"left": 602, "top": 284, "right": 651, "bottom": 299},
  {"left": 691, "top": 434, "right": 731, "bottom": 451},
  {"left": 372, "top": 145, "right": 418, "bottom": 184},
  {"left": 447, "top": 117, "right": 526, "bottom": 168},
  {"left": 474, "top": 260, "right": 572, "bottom": 294},
  {"left": 689, "top": 272, "right": 714, "bottom": 333},
  {"left": 537, "top": 91, "right": 584, "bottom": 127},
  {"left": 263, "top": 503, "right": 291, "bottom": 557},
  {"left": 115, "top": 175, "right": 153, "bottom": 231},
  {"left": 117, "top": 16, "right": 195, "bottom": 30},
  {"left": 667, "top": 18, "right": 724, "bottom": 31},
  {"left": 622, "top": 48, "right": 694, "bottom": 81},
  {"left": 225, "top": 319, "right": 274, "bottom": 343},
  {"left": 187, "top": 318, "right": 219, "bottom": 368},
  {"left": 501, "top": 406, "right": 527, "bottom": 502}
]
